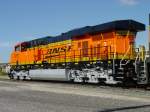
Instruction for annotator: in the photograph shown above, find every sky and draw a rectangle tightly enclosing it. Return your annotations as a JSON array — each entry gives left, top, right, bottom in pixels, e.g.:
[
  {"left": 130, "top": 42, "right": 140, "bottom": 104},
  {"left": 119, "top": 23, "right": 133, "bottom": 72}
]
[{"left": 0, "top": 0, "right": 150, "bottom": 62}]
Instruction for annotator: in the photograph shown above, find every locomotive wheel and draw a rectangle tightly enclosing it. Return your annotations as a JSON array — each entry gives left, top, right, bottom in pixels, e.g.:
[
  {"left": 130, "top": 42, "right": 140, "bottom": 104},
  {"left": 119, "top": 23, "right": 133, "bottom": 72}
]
[
  {"left": 17, "top": 76, "right": 20, "bottom": 80},
  {"left": 69, "top": 79, "right": 74, "bottom": 83},
  {"left": 8, "top": 73, "right": 14, "bottom": 80},
  {"left": 23, "top": 76, "right": 26, "bottom": 80},
  {"left": 123, "top": 77, "right": 137, "bottom": 87}
]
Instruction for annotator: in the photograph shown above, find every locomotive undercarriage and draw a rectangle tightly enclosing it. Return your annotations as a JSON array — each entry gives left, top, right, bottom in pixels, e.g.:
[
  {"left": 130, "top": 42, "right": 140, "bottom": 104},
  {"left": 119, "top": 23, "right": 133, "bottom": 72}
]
[
  {"left": 67, "top": 59, "right": 137, "bottom": 85},
  {"left": 8, "top": 58, "right": 149, "bottom": 85}
]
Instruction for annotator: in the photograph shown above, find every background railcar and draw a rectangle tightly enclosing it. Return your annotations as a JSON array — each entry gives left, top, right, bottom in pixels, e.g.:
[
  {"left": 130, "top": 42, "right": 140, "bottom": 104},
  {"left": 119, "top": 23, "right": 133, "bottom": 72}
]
[{"left": 8, "top": 20, "right": 150, "bottom": 85}]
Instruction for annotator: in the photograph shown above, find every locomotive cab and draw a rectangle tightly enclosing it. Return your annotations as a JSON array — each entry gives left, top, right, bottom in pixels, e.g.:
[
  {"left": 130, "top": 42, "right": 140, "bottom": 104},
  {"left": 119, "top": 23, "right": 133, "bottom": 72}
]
[
  {"left": 10, "top": 43, "right": 21, "bottom": 65},
  {"left": 10, "top": 42, "right": 30, "bottom": 66}
]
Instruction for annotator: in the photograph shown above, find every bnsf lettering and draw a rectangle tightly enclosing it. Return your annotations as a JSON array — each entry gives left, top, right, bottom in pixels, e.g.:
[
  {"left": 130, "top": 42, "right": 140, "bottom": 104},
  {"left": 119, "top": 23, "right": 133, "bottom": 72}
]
[{"left": 47, "top": 46, "right": 71, "bottom": 54}]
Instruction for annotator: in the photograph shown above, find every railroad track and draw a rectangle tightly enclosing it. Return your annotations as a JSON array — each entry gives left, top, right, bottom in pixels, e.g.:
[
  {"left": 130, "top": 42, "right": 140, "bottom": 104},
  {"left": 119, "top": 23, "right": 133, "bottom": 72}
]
[
  {"left": 7, "top": 78, "right": 150, "bottom": 91},
  {"left": 1, "top": 74, "right": 150, "bottom": 92}
]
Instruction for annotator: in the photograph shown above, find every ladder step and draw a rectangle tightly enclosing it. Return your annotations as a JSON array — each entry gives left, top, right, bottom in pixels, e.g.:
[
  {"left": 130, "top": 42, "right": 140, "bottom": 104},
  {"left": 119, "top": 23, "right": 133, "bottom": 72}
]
[
  {"left": 140, "top": 71, "right": 145, "bottom": 73},
  {"left": 118, "top": 68, "right": 124, "bottom": 70},
  {"left": 118, "top": 73, "right": 124, "bottom": 75},
  {"left": 140, "top": 65, "right": 144, "bottom": 66},
  {"left": 115, "top": 77, "right": 124, "bottom": 79}
]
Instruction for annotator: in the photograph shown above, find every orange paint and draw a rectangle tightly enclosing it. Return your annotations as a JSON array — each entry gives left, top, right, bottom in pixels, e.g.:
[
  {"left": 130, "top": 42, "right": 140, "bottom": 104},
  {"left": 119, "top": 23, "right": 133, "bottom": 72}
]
[{"left": 10, "top": 30, "right": 136, "bottom": 66}]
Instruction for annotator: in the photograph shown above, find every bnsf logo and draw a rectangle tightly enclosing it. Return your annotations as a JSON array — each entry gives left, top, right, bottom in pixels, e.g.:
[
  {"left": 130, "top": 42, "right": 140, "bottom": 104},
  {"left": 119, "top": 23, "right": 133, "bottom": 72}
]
[{"left": 47, "top": 46, "right": 71, "bottom": 54}]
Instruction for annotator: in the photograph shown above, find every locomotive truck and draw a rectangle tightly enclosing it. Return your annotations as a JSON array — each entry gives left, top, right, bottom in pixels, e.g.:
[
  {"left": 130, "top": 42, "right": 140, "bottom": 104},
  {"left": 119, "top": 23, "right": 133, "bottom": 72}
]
[{"left": 8, "top": 19, "right": 150, "bottom": 85}]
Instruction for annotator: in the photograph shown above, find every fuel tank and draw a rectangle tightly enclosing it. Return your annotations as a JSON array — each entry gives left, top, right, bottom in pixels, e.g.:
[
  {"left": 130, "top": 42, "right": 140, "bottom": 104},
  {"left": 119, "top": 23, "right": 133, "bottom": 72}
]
[{"left": 29, "top": 69, "right": 68, "bottom": 81}]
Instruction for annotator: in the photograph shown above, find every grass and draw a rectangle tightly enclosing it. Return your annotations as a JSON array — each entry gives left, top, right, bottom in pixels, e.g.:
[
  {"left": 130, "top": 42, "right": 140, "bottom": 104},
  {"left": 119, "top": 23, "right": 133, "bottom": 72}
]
[
  {"left": 0, "top": 71, "right": 8, "bottom": 80},
  {"left": 0, "top": 71, "right": 7, "bottom": 76}
]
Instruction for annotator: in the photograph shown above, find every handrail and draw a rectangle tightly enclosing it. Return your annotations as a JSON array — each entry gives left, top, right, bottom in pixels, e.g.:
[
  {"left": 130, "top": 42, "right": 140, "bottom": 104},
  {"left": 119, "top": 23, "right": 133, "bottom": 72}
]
[
  {"left": 135, "top": 48, "right": 140, "bottom": 74},
  {"left": 119, "top": 46, "right": 131, "bottom": 68},
  {"left": 18, "top": 45, "right": 136, "bottom": 65}
]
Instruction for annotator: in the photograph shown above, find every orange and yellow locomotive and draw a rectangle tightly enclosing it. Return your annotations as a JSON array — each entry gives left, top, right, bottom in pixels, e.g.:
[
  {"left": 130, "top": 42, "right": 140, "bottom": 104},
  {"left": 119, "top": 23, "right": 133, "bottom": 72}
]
[{"left": 9, "top": 20, "right": 149, "bottom": 85}]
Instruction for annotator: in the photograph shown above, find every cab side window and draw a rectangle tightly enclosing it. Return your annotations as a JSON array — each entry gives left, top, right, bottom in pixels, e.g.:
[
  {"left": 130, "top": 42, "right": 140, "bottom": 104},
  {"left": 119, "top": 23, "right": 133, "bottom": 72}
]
[
  {"left": 21, "top": 43, "right": 29, "bottom": 52},
  {"left": 21, "top": 45, "right": 27, "bottom": 52},
  {"left": 15, "top": 45, "right": 21, "bottom": 51}
]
